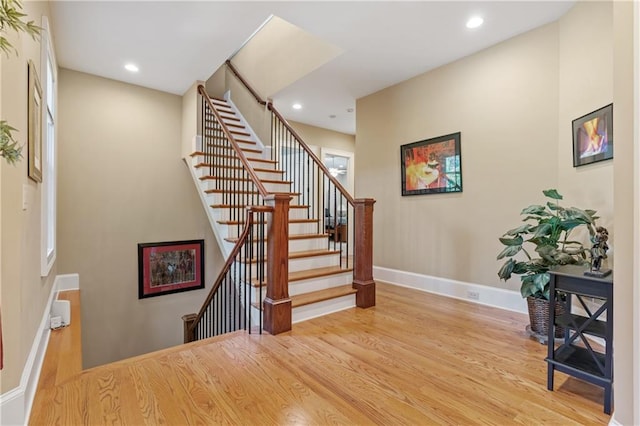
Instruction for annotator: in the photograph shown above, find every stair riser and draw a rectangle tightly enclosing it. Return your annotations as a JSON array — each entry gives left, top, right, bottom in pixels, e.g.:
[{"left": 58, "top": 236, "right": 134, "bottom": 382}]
[
  {"left": 247, "top": 272, "right": 353, "bottom": 306},
  {"left": 237, "top": 255, "right": 338, "bottom": 281},
  {"left": 192, "top": 154, "right": 276, "bottom": 171},
  {"left": 292, "top": 294, "right": 356, "bottom": 324},
  {"left": 289, "top": 271, "right": 353, "bottom": 296},
  {"left": 203, "top": 179, "right": 290, "bottom": 193},
  {"left": 289, "top": 253, "right": 341, "bottom": 273},
  {"left": 263, "top": 182, "right": 292, "bottom": 193},
  {"left": 290, "top": 237, "right": 329, "bottom": 252},
  {"left": 205, "top": 192, "right": 268, "bottom": 206},
  {"left": 220, "top": 221, "right": 317, "bottom": 239},
  {"left": 212, "top": 207, "right": 309, "bottom": 221},
  {"left": 221, "top": 237, "right": 329, "bottom": 255}
]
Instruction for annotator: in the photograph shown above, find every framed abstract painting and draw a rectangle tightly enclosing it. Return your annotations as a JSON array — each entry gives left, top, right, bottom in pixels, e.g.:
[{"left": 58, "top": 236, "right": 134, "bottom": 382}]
[
  {"left": 400, "top": 132, "right": 462, "bottom": 196},
  {"left": 572, "top": 104, "right": 613, "bottom": 167},
  {"left": 138, "top": 240, "right": 204, "bottom": 299}
]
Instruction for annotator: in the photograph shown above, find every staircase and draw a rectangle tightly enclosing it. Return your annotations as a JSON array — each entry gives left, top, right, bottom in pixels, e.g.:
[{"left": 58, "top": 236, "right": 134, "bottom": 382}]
[{"left": 183, "top": 62, "right": 375, "bottom": 341}]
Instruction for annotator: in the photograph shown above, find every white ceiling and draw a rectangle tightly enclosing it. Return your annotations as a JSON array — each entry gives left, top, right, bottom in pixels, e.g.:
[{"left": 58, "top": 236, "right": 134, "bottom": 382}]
[{"left": 50, "top": 1, "right": 574, "bottom": 135}]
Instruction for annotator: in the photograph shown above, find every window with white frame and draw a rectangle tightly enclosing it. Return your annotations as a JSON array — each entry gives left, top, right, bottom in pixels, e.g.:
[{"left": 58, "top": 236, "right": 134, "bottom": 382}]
[{"left": 41, "top": 16, "right": 57, "bottom": 276}]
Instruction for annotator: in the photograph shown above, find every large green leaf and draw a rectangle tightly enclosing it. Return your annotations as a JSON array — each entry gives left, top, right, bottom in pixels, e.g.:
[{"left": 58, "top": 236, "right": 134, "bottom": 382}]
[
  {"left": 521, "top": 205, "right": 549, "bottom": 216},
  {"left": 546, "top": 201, "right": 564, "bottom": 211},
  {"left": 505, "top": 224, "right": 533, "bottom": 236},
  {"left": 499, "top": 235, "right": 523, "bottom": 246},
  {"left": 497, "top": 259, "right": 516, "bottom": 280},
  {"left": 497, "top": 245, "right": 522, "bottom": 260},
  {"left": 565, "top": 207, "right": 594, "bottom": 224},
  {"left": 532, "top": 223, "right": 553, "bottom": 239},
  {"left": 543, "top": 189, "right": 563, "bottom": 200}
]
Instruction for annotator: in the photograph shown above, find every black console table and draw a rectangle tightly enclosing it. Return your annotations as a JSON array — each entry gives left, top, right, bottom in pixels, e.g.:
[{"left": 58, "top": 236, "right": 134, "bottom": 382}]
[{"left": 545, "top": 265, "right": 613, "bottom": 414}]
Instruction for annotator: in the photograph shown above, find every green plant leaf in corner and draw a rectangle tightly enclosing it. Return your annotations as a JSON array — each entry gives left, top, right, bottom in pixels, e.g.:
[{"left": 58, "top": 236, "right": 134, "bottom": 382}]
[
  {"left": 497, "top": 259, "right": 516, "bottom": 281},
  {"left": 497, "top": 244, "right": 522, "bottom": 260},
  {"left": 499, "top": 235, "right": 523, "bottom": 246},
  {"left": 543, "top": 189, "right": 563, "bottom": 200}
]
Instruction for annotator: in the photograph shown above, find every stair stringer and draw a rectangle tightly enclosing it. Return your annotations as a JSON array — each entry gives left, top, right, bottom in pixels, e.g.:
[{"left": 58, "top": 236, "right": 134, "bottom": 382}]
[{"left": 183, "top": 149, "right": 234, "bottom": 258}]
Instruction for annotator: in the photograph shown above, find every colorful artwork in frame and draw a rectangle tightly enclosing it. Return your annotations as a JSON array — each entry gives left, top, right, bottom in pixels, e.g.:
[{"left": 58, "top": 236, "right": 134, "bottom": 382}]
[
  {"left": 572, "top": 104, "right": 613, "bottom": 167},
  {"left": 400, "top": 132, "right": 462, "bottom": 196},
  {"left": 138, "top": 240, "right": 204, "bottom": 299}
]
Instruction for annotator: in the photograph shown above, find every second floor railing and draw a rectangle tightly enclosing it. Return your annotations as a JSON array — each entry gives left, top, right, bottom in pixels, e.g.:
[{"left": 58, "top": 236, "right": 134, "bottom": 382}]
[{"left": 183, "top": 206, "right": 270, "bottom": 342}]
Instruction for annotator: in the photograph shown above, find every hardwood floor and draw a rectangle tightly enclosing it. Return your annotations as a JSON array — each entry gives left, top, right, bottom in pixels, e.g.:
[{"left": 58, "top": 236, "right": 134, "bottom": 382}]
[{"left": 29, "top": 283, "right": 611, "bottom": 425}]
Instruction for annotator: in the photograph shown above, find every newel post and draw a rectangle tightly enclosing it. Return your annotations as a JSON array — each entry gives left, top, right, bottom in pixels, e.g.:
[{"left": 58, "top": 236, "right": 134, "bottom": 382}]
[
  {"left": 263, "top": 194, "right": 292, "bottom": 334},
  {"left": 182, "top": 313, "right": 197, "bottom": 343},
  {"left": 353, "top": 198, "right": 376, "bottom": 308}
]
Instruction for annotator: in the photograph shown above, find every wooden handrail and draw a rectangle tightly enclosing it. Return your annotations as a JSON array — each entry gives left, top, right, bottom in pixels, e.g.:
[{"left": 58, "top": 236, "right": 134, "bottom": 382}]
[
  {"left": 267, "top": 106, "right": 355, "bottom": 205},
  {"left": 187, "top": 205, "right": 274, "bottom": 336},
  {"left": 197, "top": 84, "right": 269, "bottom": 197},
  {"left": 225, "top": 60, "right": 354, "bottom": 205},
  {"left": 225, "top": 60, "right": 267, "bottom": 106}
]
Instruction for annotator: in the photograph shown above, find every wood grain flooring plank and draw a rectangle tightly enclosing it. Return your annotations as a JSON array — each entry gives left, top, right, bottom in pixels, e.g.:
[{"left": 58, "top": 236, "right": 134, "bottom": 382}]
[{"left": 29, "top": 283, "right": 611, "bottom": 425}]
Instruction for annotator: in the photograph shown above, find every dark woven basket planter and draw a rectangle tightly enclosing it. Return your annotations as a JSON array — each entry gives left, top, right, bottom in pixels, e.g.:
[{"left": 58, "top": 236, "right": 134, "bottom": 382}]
[{"left": 526, "top": 296, "right": 565, "bottom": 338}]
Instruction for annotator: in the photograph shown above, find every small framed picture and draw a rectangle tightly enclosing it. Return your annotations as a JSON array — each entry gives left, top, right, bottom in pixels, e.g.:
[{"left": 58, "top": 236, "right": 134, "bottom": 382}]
[
  {"left": 572, "top": 104, "right": 613, "bottom": 167},
  {"left": 400, "top": 132, "right": 462, "bottom": 196},
  {"left": 138, "top": 240, "right": 204, "bottom": 299}
]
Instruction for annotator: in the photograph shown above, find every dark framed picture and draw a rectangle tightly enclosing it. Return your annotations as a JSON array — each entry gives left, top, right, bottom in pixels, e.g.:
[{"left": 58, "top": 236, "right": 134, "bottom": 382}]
[
  {"left": 572, "top": 104, "right": 613, "bottom": 167},
  {"left": 28, "top": 60, "right": 43, "bottom": 183},
  {"left": 138, "top": 240, "right": 204, "bottom": 299},
  {"left": 401, "top": 132, "right": 462, "bottom": 196}
]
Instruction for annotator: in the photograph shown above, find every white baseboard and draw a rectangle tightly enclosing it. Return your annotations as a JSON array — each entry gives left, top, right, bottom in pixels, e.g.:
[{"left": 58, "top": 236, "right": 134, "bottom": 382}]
[
  {"left": 0, "top": 274, "right": 79, "bottom": 425},
  {"left": 56, "top": 273, "right": 79, "bottom": 291},
  {"left": 608, "top": 415, "right": 622, "bottom": 426},
  {"left": 373, "top": 266, "right": 527, "bottom": 314}
]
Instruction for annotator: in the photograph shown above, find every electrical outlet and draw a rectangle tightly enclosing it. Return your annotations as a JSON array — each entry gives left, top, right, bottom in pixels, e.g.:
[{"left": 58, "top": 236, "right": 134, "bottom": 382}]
[{"left": 467, "top": 290, "right": 480, "bottom": 300}]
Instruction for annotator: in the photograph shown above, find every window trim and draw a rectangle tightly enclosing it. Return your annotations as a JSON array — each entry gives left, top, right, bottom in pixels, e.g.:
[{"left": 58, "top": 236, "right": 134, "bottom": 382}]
[{"left": 40, "top": 16, "right": 57, "bottom": 277}]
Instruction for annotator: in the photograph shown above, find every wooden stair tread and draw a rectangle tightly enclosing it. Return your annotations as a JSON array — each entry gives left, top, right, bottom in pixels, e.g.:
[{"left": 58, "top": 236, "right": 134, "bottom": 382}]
[
  {"left": 237, "top": 249, "right": 340, "bottom": 265},
  {"left": 191, "top": 151, "right": 277, "bottom": 165},
  {"left": 204, "top": 189, "right": 299, "bottom": 195},
  {"left": 205, "top": 135, "right": 256, "bottom": 145},
  {"left": 200, "top": 177, "right": 291, "bottom": 186},
  {"left": 291, "top": 285, "right": 357, "bottom": 308},
  {"left": 205, "top": 143, "right": 262, "bottom": 154},
  {"left": 194, "top": 163, "right": 282, "bottom": 175},
  {"left": 250, "top": 266, "right": 352, "bottom": 287},
  {"left": 230, "top": 130, "right": 251, "bottom": 137},
  {"left": 290, "top": 249, "right": 341, "bottom": 259},
  {"left": 224, "top": 233, "right": 328, "bottom": 244},
  {"left": 211, "top": 204, "right": 308, "bottom": 210},
  {"left": 218, "top": 218, "right": 318, "bottom": 225}
]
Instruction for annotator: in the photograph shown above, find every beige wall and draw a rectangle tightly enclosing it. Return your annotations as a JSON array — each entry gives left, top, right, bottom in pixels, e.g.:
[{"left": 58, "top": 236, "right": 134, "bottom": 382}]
[
  {"left": 231, "top": 16, "right": 342, "bottom": 99},
  {"left": 181, "top": 80, "right": 204, "bottom": 159},
  {"left": 0, "top": 1, "right": 57, "bottom": 393},
  {"left": 205, "top": 65, "right": 226, "bottom": 99},
  {"left": 356, "top": 22, "right": 559, "bottom": 289},
  {"left": 557, "top": 1, "right": 614, "bottom": 248},
  {"left": 289, "top": 120, "right": 355, "bottom": 153},
  {"left": 612, "top": 1, "right": 637, "bottom": 423},
  {"left": 57, "top": 70, "right": 222, "bottom": 369}
]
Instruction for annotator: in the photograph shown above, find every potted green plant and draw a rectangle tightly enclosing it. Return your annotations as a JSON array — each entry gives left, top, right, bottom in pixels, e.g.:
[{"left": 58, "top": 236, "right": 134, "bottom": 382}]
[{"left": 497, "top": 189, "right": 598, "bottom": 338}]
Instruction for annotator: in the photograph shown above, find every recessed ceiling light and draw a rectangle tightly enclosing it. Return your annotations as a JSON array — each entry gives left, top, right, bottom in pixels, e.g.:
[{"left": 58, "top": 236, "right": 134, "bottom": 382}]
[
  {"left": 466, "top": 16, "right": 484, "bottom": 29},
  {"left": 346, "top": 108, "right": 354, "bottom": 113},
  {"left": 329, "top": 114, "right": 337, "bottom": 119},
  {"left": 124, "top": 63, "right": 139, "bottom": 72},
  {"left": 292, "top": 103, "right": 302, "bottom": 110}
]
